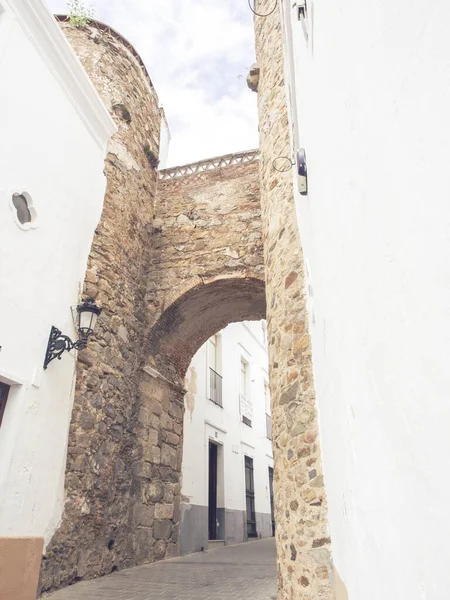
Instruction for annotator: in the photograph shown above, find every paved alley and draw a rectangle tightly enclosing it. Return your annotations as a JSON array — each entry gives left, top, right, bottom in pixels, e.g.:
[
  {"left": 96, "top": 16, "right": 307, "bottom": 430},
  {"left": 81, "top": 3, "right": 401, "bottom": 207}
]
[{"left": 44, "top": 538, "right": 277, "bottom": 600}]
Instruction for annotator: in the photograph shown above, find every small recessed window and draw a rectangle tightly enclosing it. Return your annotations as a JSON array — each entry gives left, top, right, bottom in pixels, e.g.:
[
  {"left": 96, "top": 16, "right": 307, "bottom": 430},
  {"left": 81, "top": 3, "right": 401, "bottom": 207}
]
[
  {"left": 0, "top": 382, "right": 10, "bottom": 428},
  {"left": 12, "top": 193, "right": 32, "bottom": 224},
  {"left": 10, "top": 191, "right": 37, "bottom": 230}
]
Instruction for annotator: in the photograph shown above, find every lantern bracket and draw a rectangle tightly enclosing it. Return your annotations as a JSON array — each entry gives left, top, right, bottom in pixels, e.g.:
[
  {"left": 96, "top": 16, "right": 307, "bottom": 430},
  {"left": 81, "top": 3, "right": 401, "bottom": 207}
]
[
  {"left": 43, "top": 327, "right": 89, "bottom": 369},
  {"left": 43, "top": 298, "right": 101, "bottom": 370}
]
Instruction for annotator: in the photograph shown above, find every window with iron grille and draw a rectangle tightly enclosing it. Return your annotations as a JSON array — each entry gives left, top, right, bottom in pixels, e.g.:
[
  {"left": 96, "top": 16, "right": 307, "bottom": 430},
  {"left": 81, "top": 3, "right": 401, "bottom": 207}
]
[
  {"left": 0, "top": 382, "right": 10, "bottom": 428},
  {"left": 245, "top": 456, "right": 257, "bottom": 538}
]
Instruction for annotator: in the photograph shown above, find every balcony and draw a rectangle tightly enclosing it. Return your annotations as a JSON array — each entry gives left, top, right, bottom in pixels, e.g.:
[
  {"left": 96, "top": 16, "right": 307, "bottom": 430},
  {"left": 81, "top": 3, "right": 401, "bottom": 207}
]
[
  {"left": 266, "top": 413, "right": 272, "bottom": 440},
  {"left": 209, "top": 368, "right": 223, "bottom": 407}
]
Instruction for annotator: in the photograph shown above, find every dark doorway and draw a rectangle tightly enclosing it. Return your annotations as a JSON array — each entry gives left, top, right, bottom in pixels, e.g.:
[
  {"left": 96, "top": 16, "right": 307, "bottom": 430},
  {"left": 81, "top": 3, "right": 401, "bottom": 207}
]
[
  {"left": 208, "top": 441, "right": 218, "bottom": 540},
  {"left": 268, "top": 466, "right": 275, "bottom": 536},
  {"left": 0, "top": 382, "right": 10, "bottom": 428},
  {"left": 245, "top": 455, "right": 257, "bottom": 538}
]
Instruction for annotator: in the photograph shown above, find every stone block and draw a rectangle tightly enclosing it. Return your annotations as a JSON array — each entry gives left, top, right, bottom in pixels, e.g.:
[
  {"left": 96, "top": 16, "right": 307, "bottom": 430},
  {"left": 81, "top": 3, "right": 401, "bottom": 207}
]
[
  {"left": 134, "top": 529, "right": 154, "bottom": 564},
  {"left": 171, "top": 524, "right": 179, "bottom": 543},
  {"left": 133, "top": 461, "right": 152, "bottom": 479},
  {"left": 155, "top": 503, "right": 173, "bottom": 519},
  {"left": 165, "top": 432, "right": 180, "bottom": 446},
  {"left": 142, "top": 481, "right": 164, "bottom": 504},
  {"left": 163, "top": 482, "right": 179, "bottom": 503},
  {"left": 79, "top": 411, "right": 95, "bottom": 431},
  {"left": 138, "top": 378, "right": 156, "bottom": 398},
  {"left": 161, "top": 444, "right": 177, "bottom": 469},
  {"left": 149, "top": 445, "right": 161, "bottom": 464},
  {"left": 172, "top": 497, "right": 181, "bottom": 524},
  {"left": 166, "top": 542, "right": 179, "bottom": 558},
  {"left": 140, "top": 397, "right": 162, "bottom": 417},
  {"left": 160, "top": 413, "right": 174, "bottom": 431},
  {"left": 133, "top": 503, "right": 155, "bottom": 528},
  {"left": 169, "top": 403, "right": 183, "bottom": 420},
  {"left": 149, "top": 414, "right": 161, "bottom": 429},
  {"left": 153, "top": 539, "right": 166, "bottom": 560},
  {"left": 153, "top": 520, "right": 172, "bottom": 540},
  {"left": 148, "top": 429, "right": 159, "bottom": 446}
]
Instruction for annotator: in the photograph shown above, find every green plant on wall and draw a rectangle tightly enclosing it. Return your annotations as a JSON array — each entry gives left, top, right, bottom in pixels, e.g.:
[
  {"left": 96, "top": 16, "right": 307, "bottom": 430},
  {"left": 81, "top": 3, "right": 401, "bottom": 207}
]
[{"left": 67, "top": 0, "right": 94, "bottom": 27}]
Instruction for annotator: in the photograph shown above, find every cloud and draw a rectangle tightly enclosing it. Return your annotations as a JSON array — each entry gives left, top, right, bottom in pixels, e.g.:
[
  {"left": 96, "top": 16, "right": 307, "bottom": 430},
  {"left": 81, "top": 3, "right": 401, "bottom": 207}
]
[{"left": 47, "top": 0, "right": 259, "bottom": 166}]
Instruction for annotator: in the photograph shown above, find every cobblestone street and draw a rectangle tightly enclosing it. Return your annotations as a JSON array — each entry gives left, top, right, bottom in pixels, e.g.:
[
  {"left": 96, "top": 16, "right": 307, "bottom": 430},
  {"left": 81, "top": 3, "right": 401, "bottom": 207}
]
[{"left": 44, "top": 538, "right": 277, "bottom": 600}]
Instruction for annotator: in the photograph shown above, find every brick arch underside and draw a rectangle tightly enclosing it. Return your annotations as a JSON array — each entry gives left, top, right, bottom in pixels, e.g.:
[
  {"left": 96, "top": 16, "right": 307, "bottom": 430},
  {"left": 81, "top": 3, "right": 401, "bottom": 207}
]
[{"left": 147, "top": 277, "right": 266, "bottom": 382}]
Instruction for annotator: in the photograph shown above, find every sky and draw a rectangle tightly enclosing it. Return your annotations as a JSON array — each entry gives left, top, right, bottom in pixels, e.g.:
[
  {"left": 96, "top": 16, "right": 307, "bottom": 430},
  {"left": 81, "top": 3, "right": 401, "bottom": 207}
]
[{"left": 47, "top": 0, "right": 259, "bottom": 167}]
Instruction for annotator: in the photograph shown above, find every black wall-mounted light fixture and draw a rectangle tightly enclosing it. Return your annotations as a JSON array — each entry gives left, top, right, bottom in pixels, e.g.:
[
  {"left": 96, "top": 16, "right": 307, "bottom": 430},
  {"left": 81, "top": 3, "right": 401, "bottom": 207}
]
[
  {"left": 297, "top": 148, "right": 308, "bottom": 196},
  {"left": 44, "top": 298, "right": 102, "bottom": 369},
  {"left": 296, "top": 0, "right": 309, "bottom": 42}
]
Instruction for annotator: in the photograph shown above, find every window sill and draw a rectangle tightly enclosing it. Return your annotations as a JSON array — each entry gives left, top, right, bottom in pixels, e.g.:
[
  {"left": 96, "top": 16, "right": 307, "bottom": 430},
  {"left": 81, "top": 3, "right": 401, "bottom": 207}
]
[{"left": 208, "top": 398, "right": 223, "bottom": 408}]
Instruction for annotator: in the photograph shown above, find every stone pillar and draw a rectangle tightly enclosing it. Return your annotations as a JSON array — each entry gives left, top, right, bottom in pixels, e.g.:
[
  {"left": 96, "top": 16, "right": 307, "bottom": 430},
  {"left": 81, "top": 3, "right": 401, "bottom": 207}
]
[
  {"left": 40, "top": 21, "right": 162, "bottom": 592},
  {"left": 254, "top": 2, "right": 333, "bottom": 599},
  {"left": 130, "top": 369, "right": 184, "bottom": 563}
]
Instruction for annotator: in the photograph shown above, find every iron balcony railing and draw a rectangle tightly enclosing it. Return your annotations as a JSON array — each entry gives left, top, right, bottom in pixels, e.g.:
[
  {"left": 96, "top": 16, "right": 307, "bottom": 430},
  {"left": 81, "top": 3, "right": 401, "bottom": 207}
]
[
  {"left": 209, "top": 368, "right": 223, "bottom": 407},
  {"left": 266, "top": 413, "right": 272, "bottom": 440}
]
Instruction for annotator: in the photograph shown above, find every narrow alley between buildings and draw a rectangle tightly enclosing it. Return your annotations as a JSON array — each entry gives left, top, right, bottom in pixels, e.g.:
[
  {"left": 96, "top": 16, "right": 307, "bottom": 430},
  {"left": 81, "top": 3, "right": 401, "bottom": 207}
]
[{"left": 44, "top": 538, "right": 277, "bottom": 600}]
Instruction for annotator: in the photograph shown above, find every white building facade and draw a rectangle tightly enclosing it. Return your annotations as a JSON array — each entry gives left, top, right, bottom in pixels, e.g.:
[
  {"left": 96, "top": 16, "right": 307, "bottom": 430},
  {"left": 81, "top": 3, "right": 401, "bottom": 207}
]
[
  {"left": 181, "top": 321, "right": 274, "bottom": 554},
  {"left": 0, "top": 0, "right": 114, "bottom": 592},
  {"left": 281, "top": 1, "right": 450, "bottom": 598}
]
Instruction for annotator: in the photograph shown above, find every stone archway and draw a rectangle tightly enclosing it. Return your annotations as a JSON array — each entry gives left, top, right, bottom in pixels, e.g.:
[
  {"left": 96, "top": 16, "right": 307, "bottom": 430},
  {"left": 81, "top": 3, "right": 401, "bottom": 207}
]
[
  {"left": 39, "top": 21, "right": 265, "bottom": 594},
  {"left": 128, "top": 276, "right": 265, "bottom": 567},
  {"left": 41, "top": 14, "right": 332, "bottom": 599}
]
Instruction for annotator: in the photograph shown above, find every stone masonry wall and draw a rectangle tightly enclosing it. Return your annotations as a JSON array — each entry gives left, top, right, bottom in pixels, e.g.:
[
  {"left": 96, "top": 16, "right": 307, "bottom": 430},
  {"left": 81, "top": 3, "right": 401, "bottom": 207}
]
[
  {"left": 126, "top": 161, "right": 267, "bottom": 587},
  {"left": 40, "top": 22, "right": 163, "bottom": 592},
  {"left": 148, "top": 162, "right": 265, "bottom": 381},
  {"left": 40, "top": 9, "right": 334, "bottom": 596},
  {"left": 40, "top": 22, "right": 267, "bottom": 594},
  {"left": 254, "top": 2, "right": 334, "bottom": 599}
]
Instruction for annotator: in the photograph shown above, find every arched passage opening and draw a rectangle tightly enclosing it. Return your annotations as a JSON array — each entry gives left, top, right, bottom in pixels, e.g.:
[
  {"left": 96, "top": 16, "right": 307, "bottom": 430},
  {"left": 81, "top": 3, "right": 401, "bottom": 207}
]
[
  {"left": 180, "top": 318, "right": 273, "bottom": 555},
  {"left": 131, "top": 276, "right": 266, "bottom": 564}
]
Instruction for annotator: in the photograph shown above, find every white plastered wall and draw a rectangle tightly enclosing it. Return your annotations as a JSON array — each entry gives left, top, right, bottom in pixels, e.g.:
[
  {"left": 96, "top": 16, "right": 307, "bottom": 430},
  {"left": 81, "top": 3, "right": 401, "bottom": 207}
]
[
  {"left": 0, "top": 0, "right": 115, "bottom": 545},
  {"left": 282, "top": 0, "right": 450, "bottom": 598}
]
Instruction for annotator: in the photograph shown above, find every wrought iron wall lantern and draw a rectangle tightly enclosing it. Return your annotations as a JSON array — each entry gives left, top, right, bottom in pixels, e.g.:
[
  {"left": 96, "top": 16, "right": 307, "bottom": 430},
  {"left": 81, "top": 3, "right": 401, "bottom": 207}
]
[
  {"left": 44, "top": 298, "right": 102, "bottom": 369},
  {"left": 296, "top": 0, "right": 309, "bottom": 42}
]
